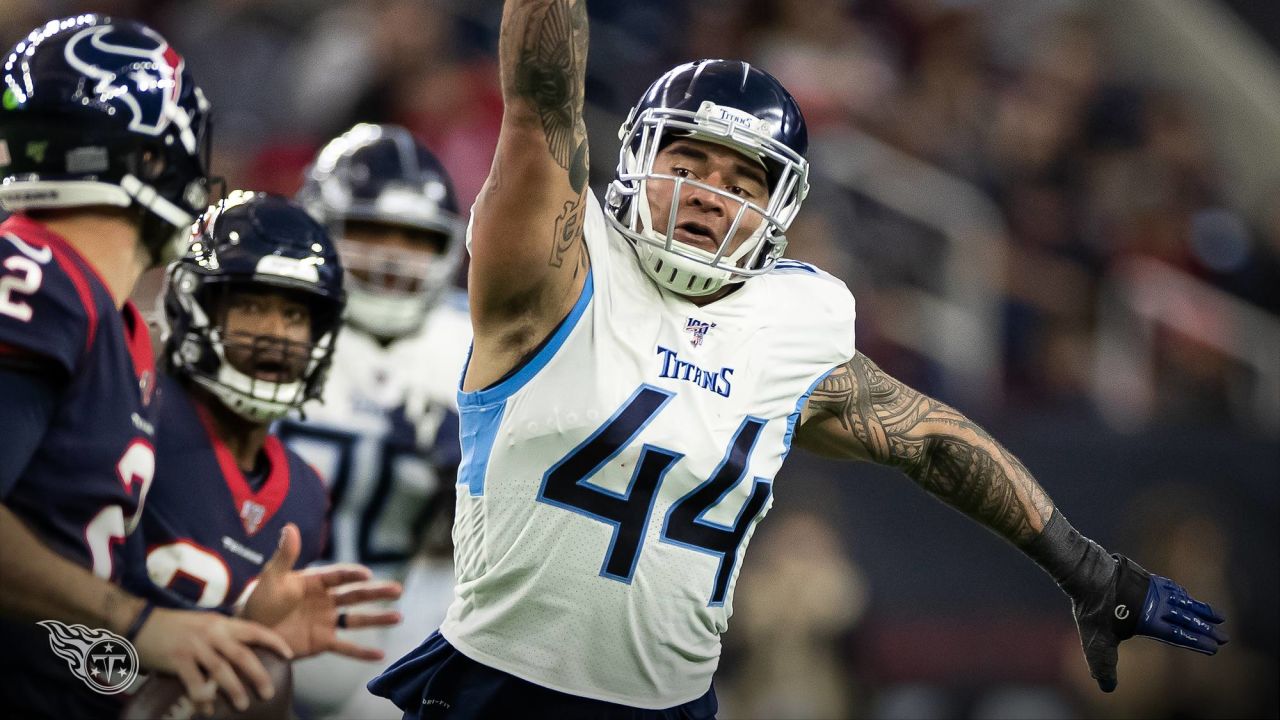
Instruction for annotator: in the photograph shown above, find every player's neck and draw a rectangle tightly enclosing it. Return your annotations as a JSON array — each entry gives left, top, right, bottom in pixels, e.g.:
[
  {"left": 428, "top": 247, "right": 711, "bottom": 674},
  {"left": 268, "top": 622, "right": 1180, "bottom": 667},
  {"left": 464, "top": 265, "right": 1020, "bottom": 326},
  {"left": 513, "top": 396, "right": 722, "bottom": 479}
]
[
  {"left": 37, "top": 211, "right": 149, "bottom": 309},
  {"left": 683, "top": 282, "right": 741, "bottom": 307},
  {"left": 196, "top": 389, "right": 271, "bottom": 473}
]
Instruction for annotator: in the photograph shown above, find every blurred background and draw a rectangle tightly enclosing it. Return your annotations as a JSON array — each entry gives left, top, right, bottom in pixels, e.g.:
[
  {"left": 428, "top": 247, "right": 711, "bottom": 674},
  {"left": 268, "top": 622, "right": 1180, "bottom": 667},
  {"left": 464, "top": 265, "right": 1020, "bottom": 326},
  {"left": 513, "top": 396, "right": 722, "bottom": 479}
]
[{"left": 3, "top": 0, "right": 1277, "bottom": 717}]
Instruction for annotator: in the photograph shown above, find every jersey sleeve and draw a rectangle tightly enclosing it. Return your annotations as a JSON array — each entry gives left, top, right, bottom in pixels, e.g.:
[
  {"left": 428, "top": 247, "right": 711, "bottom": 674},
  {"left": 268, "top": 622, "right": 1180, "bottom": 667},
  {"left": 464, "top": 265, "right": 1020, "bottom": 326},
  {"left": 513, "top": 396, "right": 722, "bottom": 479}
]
[
  {"left": 0, "top": 237, "right": 92, "bottom": 377},
  {"left": 788, "top": 263, "right": 858, "bottom": 368}
]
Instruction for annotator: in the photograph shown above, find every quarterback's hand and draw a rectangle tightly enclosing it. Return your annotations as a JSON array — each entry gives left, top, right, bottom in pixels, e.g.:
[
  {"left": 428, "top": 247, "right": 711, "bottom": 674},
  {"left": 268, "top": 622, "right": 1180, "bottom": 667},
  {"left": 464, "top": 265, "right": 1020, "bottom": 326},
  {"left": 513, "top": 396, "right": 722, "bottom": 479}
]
[
  {"left": 1069, "top": 554, "right": 1228, "bottom": 692},
  {"left": 239, "top": 524, "right": 403, "bottom": 660},
  {"left": 133, "top": 607, "right": 294, "bottom": 716}
]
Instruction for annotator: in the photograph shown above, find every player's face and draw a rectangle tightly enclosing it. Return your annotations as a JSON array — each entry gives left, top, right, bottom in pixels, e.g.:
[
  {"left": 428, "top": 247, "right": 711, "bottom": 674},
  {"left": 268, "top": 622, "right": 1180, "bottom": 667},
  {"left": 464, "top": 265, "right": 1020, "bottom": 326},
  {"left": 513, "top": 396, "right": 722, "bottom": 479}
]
[
  {"left": 219, "top": 290, "right": 312, "bottom": 383},
  {"left": 646, "top": 139, "right": 771, "bottom": 257},
  {"left": 342, "top": 220, "right": 448, "bottom": 292}
]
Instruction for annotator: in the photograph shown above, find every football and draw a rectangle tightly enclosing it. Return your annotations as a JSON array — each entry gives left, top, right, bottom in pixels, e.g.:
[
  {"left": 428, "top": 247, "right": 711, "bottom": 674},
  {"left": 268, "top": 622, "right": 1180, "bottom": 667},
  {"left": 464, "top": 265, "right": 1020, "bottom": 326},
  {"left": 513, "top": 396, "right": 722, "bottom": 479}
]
[{"left": 121, "top": 647, "right": 292, "bottom": 720}]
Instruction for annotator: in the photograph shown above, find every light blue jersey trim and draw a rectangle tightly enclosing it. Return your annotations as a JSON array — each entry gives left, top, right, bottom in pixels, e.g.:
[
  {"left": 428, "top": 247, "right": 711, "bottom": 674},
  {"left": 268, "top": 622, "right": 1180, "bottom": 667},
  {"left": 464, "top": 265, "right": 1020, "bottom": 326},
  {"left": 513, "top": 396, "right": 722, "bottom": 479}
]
[
  {"left": 458, "top": 401, "right": 505, "bottom": 496},
  {"left": 780, "top": 365, "right": 837, "bottom": 461},
  {"left": 457, "top": 267, "right": 594, "bottom": 409},
  {"left": 454, "top": 269, "right": 594, "bottom": 496}
]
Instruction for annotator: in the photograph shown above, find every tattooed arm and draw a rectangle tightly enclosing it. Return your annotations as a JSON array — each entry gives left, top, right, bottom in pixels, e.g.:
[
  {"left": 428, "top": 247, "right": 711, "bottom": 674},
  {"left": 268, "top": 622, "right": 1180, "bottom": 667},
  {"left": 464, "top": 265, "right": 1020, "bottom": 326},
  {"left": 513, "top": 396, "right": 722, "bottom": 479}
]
[
  {"left": 795, "top": 353, "right": 1228, "bottom": 692},
  {"left": 466, "top": 0, "right": 591, "bottom": 390},
  {"left": 795, "top": 353, "right": 1054, "bottom": 547}
]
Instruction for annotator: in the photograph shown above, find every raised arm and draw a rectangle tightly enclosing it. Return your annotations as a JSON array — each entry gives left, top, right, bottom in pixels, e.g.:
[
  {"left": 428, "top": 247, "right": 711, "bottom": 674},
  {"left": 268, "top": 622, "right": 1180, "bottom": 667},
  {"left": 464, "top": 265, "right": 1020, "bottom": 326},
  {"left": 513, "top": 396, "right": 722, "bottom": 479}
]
[
  {"left": 795, "top": 353, "right": 1228, "bottom": 692},
  {"left": 466, "top": 0, "right": 591, "bottom": 387}
]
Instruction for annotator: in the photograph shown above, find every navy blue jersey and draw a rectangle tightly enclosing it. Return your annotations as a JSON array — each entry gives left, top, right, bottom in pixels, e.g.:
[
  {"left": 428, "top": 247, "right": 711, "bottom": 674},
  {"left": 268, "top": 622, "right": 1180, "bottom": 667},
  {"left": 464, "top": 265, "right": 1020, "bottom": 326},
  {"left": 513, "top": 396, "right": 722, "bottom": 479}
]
[
  {"left": 0, "top": 214, "right": 160, "bottom": 717},
  {"left": 141, "top": 373, "right": 329, "bottom": 610}
]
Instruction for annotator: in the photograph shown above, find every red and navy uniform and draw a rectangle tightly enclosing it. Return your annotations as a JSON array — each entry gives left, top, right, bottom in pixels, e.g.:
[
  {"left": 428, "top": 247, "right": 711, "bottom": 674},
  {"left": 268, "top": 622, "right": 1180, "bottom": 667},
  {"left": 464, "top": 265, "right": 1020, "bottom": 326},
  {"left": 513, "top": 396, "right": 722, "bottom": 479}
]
[
  {"left": 139, "top": 372, "right": 328, "bottom": 611},
  {"left": 0, "top": 214, "right": 160, "bottom": 717}
]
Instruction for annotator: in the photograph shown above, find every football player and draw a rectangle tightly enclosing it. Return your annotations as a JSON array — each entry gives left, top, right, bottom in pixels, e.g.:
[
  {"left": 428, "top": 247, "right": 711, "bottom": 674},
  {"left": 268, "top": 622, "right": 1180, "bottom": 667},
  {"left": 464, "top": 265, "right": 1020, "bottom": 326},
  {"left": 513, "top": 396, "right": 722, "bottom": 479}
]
[
  {"left": 141, "top": 191, "right": 343, "bottom": 613},
  {"left": 367, "top": 2, "right": 1229, "bottom": 718},
  {"left": 0, "top": 18, "right": 396, "bottom": 718},
  {"left": 0, "top": 16, "right": 295, "bottom": 718},
  {"left": 282, "top": 124, "right": 470, "bottom": 718}
]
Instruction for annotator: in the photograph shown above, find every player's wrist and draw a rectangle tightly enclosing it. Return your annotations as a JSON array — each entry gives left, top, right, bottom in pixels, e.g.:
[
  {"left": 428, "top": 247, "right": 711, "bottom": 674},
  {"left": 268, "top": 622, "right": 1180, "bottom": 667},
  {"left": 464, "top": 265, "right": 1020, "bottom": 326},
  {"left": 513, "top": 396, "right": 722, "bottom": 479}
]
[
  {"left": 104, "top": 586, "right": 149, "bottom": 638},
  {"left": 1024, "top": 509, "right": 1115, "bottom": 599}
]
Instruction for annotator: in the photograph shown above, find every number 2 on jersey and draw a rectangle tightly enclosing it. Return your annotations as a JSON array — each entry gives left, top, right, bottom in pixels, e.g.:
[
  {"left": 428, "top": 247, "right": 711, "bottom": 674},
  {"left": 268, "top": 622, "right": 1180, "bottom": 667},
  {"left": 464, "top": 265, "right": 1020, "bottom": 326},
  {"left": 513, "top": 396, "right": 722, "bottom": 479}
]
[
  {"left": 0, "top": 255, "right": 43, "bottom": 322},
  {"left": 537, "top": 385, "right": 772, "bottom": 605}
]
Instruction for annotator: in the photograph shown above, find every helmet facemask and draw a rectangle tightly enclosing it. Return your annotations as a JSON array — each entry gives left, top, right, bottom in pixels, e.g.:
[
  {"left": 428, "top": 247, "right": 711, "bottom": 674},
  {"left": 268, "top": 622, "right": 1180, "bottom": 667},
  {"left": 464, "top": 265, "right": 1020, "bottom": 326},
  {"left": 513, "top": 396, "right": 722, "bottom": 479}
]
[
  {"left": 327, "top": 216, "right": 463, "bottom": 341},
  {"left": 606, "top": 100, "right": 810, "bottom": 296},
  {"left": 166, "top": 268, "right": 340, "bottom": 423}
]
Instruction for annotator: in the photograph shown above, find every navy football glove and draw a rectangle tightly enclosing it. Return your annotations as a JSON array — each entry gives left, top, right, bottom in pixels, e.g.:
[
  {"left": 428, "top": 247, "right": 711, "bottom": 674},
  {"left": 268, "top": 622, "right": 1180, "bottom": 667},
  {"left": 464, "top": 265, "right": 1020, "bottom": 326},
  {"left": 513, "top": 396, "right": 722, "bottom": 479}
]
[
  {"left": 1026, "top": 512, "right": 1228, "bottom": 692},
  {"left": 1069, "top": 554, "right": 1228, "bottom": 692}
]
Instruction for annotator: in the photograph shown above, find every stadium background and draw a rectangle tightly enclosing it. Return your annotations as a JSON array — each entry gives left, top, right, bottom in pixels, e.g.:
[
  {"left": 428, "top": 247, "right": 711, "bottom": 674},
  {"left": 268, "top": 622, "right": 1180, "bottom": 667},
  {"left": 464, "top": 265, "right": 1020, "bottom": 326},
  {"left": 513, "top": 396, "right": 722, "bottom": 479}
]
[{"left": 2, "top": 1, "right": 1277, "bottom": 717}]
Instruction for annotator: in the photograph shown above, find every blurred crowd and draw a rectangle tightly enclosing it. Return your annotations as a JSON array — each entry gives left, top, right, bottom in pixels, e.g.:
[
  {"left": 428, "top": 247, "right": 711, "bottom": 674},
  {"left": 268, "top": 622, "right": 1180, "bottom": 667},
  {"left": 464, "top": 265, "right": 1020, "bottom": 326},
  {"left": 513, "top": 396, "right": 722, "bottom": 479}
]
[
  {"left": 4, "top": 0, "right": 1277, "bottom": 429},
  {"left": 3, "top": 1, "right": 1277, "bottom": 718}
]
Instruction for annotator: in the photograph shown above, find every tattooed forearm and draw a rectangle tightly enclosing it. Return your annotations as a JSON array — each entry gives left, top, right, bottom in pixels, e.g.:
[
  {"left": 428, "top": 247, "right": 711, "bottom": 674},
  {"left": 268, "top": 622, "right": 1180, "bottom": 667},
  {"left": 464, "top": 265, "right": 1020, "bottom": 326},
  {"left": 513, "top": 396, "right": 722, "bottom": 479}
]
[
  {"left": 504, "top": 0, "right": 590, "bottom": 190},
  {"left": 807, "top": 355, "right": 1055, "bottom": 546}
]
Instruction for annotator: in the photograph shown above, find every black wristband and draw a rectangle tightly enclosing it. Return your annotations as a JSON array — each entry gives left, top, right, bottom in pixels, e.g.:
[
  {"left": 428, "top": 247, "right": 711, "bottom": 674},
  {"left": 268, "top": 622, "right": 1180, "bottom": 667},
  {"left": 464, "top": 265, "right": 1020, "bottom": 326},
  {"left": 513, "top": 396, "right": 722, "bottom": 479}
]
[
  {"left": 1023, "top": 510, "right": 1115, "bottom": 599},
  {"left": 1111, "top": 554, "right": 1152, "bottom": 640},
  {"left": 124, "top": 600, "right": 155, "bottom": 642}
]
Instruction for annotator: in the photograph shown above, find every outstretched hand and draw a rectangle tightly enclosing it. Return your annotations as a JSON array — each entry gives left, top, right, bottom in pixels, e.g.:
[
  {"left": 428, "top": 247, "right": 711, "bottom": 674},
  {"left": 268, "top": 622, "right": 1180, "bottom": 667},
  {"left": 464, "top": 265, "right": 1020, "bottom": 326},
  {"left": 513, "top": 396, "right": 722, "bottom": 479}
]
[
  {"left": 239, "top": 524, "right": 403, "bottom": 660},
  {"left": 1070, "top": 554, "right": 1228, "bottom": 692}
]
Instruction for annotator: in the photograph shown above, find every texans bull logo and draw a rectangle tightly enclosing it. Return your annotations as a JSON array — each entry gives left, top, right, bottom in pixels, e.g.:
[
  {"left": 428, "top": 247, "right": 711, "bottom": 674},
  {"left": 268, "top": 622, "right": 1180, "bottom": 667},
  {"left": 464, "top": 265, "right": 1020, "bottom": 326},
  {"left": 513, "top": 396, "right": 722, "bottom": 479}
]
[{"left": 62, "top": 25, "right": 198, "bottom": 152}]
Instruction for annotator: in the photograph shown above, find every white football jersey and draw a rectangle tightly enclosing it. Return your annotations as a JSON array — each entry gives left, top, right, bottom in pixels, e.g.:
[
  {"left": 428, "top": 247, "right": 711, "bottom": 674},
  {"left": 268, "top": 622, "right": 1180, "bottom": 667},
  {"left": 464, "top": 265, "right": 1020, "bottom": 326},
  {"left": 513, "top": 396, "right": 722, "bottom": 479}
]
[
  {"left": 441, "top": 191, "right": 857, "bottom": 708},
  {"left": 282, "top": 296, "right": 470, "bottom": 718}
]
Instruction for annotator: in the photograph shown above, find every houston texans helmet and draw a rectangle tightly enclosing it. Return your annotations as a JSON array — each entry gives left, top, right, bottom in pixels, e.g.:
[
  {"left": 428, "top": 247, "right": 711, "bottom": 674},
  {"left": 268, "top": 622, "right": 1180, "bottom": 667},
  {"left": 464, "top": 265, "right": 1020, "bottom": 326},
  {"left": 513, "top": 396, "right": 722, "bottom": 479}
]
[
  {"left": 163, "top": 191, "right": 345, "bottom": 422},
  {"left": 297, "top": 123, "right": 463, "bottom": 340},
  {"left": 0, "top": 15, "right": 213, "bottom": 265},
  {"left": 604, "top": 59, "right": 809, "bottom": 296}
]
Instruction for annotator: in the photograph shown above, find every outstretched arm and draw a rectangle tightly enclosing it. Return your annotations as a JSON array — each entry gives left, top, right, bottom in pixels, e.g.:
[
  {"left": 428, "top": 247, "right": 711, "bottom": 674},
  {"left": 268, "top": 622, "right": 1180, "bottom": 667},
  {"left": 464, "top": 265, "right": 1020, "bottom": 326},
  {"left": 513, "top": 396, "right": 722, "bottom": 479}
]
[
  {"left": 797, "top": 354, "right": 1053, "bottom": 544},
  {"left": 796, "top": 353, "right": 1228, "bottom": 692},
  {"left": 467, "top": 0, "right": 591, "bottom": 388}
]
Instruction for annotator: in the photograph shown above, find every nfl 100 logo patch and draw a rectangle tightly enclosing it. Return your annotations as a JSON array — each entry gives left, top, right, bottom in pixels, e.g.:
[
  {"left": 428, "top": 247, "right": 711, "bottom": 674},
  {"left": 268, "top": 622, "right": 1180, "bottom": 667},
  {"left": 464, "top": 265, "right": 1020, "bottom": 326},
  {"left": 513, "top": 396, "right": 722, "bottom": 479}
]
[
  {"left": 240, "top": 499, "right": 266, "bottom": 534},
  {"left": 685, "top": 317, "right": 716, "bottom": 347}
]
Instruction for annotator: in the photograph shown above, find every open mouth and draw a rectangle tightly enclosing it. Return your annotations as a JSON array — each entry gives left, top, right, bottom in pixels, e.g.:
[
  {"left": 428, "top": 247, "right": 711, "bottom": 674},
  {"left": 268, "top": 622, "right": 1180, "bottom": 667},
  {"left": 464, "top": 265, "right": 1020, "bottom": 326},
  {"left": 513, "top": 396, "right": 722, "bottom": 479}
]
[
  {"left": 225, "top": 335, "right": 307, "bottom": 384},
  {"left": 249, "top": 356, "right": 299, "bottom": 384},
  {"left": 673, "top": 221, "right": 717, "bottom": 252}
]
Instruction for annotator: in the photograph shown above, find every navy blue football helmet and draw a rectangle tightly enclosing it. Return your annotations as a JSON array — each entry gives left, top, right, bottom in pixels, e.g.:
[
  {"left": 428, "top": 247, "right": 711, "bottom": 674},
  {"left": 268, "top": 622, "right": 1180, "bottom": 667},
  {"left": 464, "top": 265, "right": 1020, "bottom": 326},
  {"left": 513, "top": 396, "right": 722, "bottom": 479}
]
[
  {"left": 164, "top": 191, "right": 346, "bottom": 421},
  {"left": 604, "top": 59, "right": 809, "bottom": 296},
  {"left": 297, "top": 123, "right": 463, "bottom": 340},
  {"left": 0, "top": 15, "right": 212, "bottom": 265}
]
